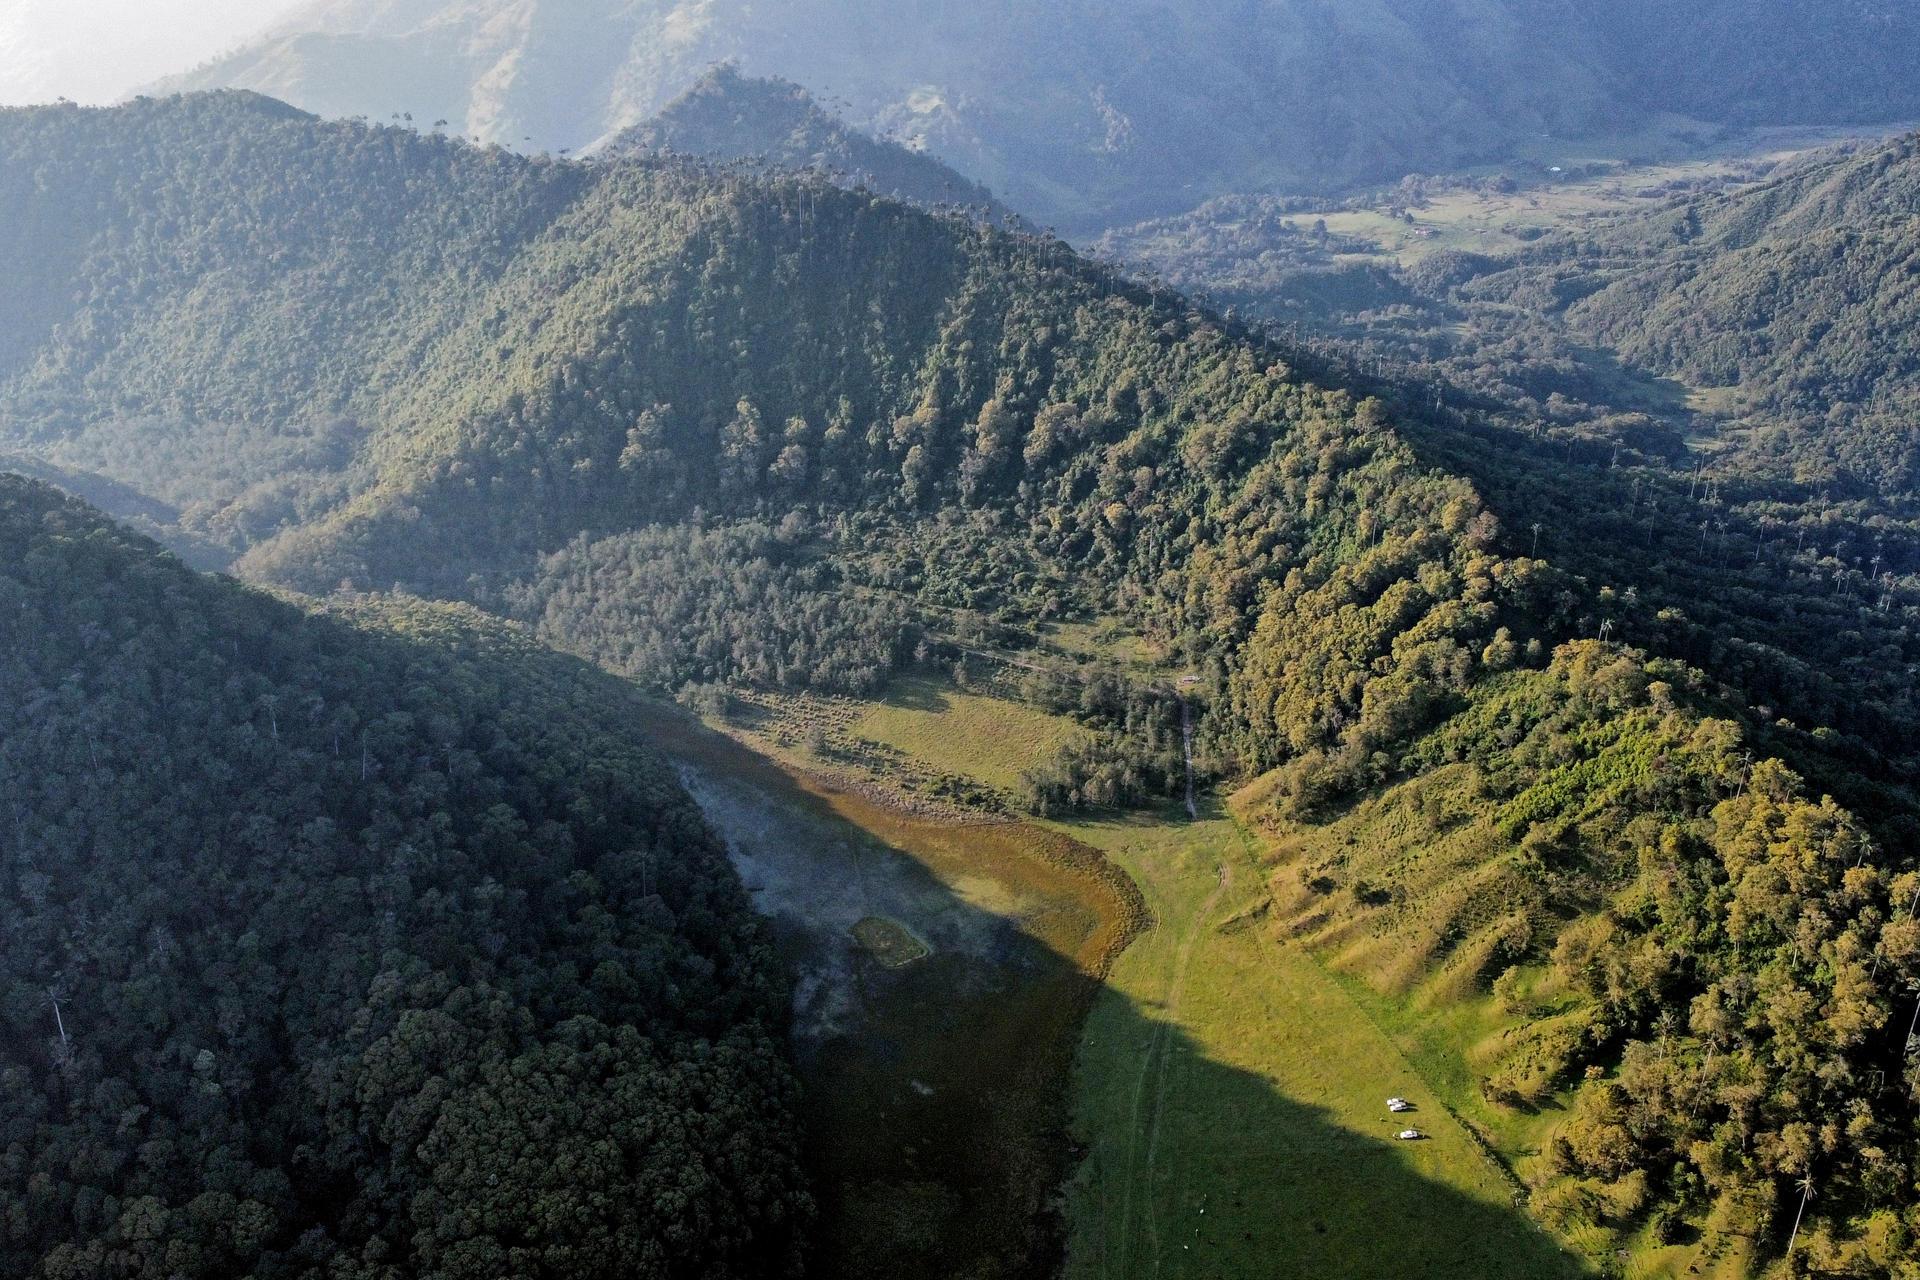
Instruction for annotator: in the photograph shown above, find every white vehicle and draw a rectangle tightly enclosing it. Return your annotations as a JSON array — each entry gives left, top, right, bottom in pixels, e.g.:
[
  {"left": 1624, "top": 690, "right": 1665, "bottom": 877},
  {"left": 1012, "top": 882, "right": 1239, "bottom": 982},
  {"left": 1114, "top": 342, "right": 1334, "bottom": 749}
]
[
  {"left": 1387, "top": 1097, "right": 1412, "bottom": 1112},
  {"left": 1395, "top": 1128, "right": 1426, "bottom": 1141}
]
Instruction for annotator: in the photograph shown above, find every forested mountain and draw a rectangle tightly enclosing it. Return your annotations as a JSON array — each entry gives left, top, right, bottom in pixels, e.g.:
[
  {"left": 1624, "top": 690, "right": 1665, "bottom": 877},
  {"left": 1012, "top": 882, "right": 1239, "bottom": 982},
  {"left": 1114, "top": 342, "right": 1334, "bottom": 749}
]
[
  {"left": 1102, "top": 128, "right": 1920, "bottom": 498},
  {"left": 5, "top": 93, "right": 1920, "bottom": 1272},
  {"left": 0, "top": 475, "right": 808, "bottom": 1278},
  {"left": 1586, "top": 0, "right": 1920, "bottom": 127},
  {"left": 1543, "top": 133, "right": 1920, "bottom": 493},
  {"left": 1402, "top": 132, "right": 1920, "bottom": 497},
  {"left": 147, "top": 0, "right": 1920, "bottom": 230},
  {"left": 1, "top": 92, "right": 1914, "bottom": 791},
  {"left": 0, "top": 93, "right": 591, "bottom": 552},
  {"left": 606, "top": 66, "right": 1006, "bottom": 220}
]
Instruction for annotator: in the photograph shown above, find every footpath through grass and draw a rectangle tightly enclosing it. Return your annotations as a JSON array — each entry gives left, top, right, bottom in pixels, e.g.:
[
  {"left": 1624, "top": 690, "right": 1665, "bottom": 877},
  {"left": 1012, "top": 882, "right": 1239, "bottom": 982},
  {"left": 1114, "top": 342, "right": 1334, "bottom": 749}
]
[{"left": 1058, "top": 805, "right": 1586, "bottom": 1280}]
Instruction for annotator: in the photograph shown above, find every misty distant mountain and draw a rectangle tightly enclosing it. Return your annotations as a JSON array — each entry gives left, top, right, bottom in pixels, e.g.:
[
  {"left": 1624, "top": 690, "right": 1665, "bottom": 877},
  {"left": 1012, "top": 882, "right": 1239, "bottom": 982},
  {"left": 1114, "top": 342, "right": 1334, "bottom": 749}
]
[
  {"left": 606, "top": 66, "right": 1008, "bottom": 220},
  {"left": 0, "top": 0, "right": 300, "bottom": 107},
  {"left": 145, "top": 0, "right": 1920, "bottom": 231}
]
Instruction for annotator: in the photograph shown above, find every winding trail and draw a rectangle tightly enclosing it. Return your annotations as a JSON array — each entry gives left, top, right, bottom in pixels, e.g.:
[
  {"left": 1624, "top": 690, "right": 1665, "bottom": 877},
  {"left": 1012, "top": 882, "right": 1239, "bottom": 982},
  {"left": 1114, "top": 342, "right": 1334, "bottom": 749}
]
[{"left": 1110, "top": 852, "right": 1232, "bottom": 1279}]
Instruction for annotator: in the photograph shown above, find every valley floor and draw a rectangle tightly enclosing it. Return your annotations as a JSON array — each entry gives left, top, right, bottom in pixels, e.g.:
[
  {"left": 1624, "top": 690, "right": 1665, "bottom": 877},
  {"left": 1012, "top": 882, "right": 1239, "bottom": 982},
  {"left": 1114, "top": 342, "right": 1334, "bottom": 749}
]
[
  {"left": 1060, "top": 804, "right": 1582, "bottom": 1280},
  {"left": 626, "top": 697, "right": 1140, "bottom": 1279},
  {"left": 634, "top": 669, "right": 1603, "bottom": 1278}
]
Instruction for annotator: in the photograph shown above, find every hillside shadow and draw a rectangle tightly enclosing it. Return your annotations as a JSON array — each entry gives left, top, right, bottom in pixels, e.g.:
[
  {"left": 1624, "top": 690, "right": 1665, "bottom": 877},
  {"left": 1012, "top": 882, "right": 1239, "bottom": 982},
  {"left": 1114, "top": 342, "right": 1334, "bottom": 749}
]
[
  {"left": 1, "top": 453, "right": 232, "bottom": 570},
  {"left": 880, "top": 676, "right": 953, "bottom": 713},
  {"left": 1564, "top": 341, "right": 1696, "bottom": 418},
  {"left": 637, "top": 705, "right": 1588, "bottom": 1280},
  {"left": 1069, "top": 1010, "right": 1586, "bottom": 1280}
]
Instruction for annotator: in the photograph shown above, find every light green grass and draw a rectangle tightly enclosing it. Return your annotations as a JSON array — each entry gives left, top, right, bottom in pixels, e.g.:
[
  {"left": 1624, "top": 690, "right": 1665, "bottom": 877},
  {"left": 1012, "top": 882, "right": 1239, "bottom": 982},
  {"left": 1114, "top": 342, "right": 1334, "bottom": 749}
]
[
  {"left": 849, "top": 674, "right": 1086, "bottom": 792},
  {"left": 1058, "top": 808, "right": 1586, "bottom": 1280},
  {"left": 1319, "top": 119, "right": 1913, "bottom": 269}
]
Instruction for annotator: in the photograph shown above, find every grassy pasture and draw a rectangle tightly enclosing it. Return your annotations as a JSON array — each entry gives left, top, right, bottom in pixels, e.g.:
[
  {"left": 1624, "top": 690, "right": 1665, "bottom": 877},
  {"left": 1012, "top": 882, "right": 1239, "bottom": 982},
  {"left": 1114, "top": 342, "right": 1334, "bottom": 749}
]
[
  {"left": 665, "top": 666, "right": 1596, "bottom": 1277},
  {"left": 1252, "top": 758, "right": 1771, "bottom": 1278},
  {"left": 632, "top": 695, "right": 1142, "bottom": 1280},
  {"left": 743, "top": 666, "right": 1584, "bottom": 1277},
  {"left": 1317, "top": 119, "right": 1915, "bottom": 268},
  {"left": 850, "top": 915, "right": 933, "bottom": 967},
  {"left": 847, "top": 674, "right": 1087, "bottom": 793},
  {"left": 1059, "top": 805, "right": 1582, "bottom": 1280}
]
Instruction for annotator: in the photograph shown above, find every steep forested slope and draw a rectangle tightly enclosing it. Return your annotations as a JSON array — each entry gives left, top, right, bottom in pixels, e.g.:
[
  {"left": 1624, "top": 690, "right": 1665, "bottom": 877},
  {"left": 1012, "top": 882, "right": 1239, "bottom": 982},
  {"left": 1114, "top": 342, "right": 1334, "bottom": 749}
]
[
  {"left": 607, "top": 66, "right": 1006, "bottom": 219},
  {"left": 0, "top": 92, "right": 592, "bottom": 540},
  {"left": 1, "top": 94, "right": 1912, "bottom": 786},
  {"left": 0, "top": 475, "right": 808, "bottom": 1279},
  {"left": 1589, "top": 0, "right": 1920, "bottom": 127},
  {"left": 5, "top": 94, "right": 1920, "bottom": 1272},
  {"left": 1553, "top": 133, "right": 1920, "bottom": 492}
]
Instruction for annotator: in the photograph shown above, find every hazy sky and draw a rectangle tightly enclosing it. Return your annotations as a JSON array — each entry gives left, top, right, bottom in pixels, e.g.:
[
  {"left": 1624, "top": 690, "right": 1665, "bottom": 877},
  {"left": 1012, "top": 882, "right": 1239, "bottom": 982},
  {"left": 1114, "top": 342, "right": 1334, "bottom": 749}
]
[{"left": 0, "top": 0, "right": 308, "bottom": 106}]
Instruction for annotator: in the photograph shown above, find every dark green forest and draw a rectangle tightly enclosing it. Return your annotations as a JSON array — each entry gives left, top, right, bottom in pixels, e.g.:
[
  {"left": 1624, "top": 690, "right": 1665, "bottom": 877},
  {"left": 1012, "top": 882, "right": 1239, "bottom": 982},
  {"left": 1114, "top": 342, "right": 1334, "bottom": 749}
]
[
  {"left": 0, "top": 476, "right": 808, "bottom": 1279},
  {"left": 3, "top": 94, "right": 1920, "bottom": 1273}
]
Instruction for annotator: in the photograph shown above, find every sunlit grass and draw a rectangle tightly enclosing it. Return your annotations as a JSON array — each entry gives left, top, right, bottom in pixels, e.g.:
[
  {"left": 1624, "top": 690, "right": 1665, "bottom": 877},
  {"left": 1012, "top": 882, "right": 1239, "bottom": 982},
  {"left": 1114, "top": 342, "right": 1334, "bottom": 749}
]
[
  {"left": 1059, "top": 810, "right": 1584, "bottom": 1280},
  {"left": 698, "top": 675, "right": 1592, "bottom": 1276},
  {"left": 1315, "top": 119, "right": 1907, "bottom": 269},
  {"left": 849, "top": 674, "right": 1085, "bottom": 793}
]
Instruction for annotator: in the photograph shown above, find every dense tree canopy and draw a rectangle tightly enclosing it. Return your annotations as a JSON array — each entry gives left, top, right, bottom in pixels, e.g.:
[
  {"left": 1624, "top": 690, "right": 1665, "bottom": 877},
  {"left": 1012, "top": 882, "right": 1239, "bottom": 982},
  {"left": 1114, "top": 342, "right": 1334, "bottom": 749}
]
[{"left": 0, "top": 476, "right": 808, "bottom": 1280}]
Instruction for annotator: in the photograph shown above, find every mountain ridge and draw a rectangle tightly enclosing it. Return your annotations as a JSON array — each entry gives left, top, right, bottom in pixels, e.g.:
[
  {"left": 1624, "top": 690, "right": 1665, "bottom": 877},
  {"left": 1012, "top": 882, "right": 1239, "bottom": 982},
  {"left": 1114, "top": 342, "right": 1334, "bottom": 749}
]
[
  {"left": 142, "top": 1, "right": 1920, "bottom": 230},
  {"left": 4, "top": 93, "right": 1919, "bottom": 1277},
  {"left": 605, "top": 65, "right": 1008, "bottom": 220}
]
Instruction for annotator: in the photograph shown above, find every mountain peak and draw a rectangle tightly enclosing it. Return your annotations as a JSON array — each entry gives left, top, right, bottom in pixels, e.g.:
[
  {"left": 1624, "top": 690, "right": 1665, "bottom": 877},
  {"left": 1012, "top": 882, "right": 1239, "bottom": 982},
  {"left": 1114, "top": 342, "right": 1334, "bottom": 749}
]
[{"left": 606, "top": 64, "right": 1008, "bottom": 219}]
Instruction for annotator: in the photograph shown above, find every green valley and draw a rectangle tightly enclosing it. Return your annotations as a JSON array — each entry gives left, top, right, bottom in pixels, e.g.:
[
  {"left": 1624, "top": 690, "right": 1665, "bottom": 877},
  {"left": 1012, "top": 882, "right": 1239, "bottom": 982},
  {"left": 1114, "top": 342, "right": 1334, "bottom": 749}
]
[
  {"left": 3, "top": 87, "right": 1918, "bottom": 1280},
  {"left": 622, "top": 662, "right": 1584, "bottom": 1279}
]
